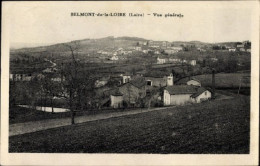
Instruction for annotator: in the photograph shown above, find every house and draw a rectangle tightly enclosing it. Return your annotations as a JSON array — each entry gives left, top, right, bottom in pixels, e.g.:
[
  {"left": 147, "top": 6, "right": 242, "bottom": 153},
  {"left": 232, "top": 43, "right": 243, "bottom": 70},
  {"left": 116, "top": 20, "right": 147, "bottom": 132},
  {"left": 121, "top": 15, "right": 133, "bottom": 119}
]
[
  {"left": 135, "top": 46, "right": 142, "bottom": 51},
  {"left": 157, "top": 57, "right": 167, "bottom": 64},
  {"left": 144, "top": 73, "right": 173, "bottom": 87},
  {"left": 10, "top": 73, "right": 32, "bottom": 81},
  {"left": 229, "top": 48, "right": 236, "bottom": 52},
  {"left": 110, "top": 55, "right": 119, "bottom": 61},
  {"left": 164, "top": 85, "right": 197, "bottom": 106},
  {"left": 237, "top": 44, "right": 244, "bottom": 48},
  {"left": 164, "top": 49, "right": 178, "bottom": 54},
  {"left": 240, "top": 48, "right": 246, "bottom": 52},
  {"left": 110, "top": 91, "right": 123, "bottom": 108},
  {"left": 189, "top": 60, "right": 196, "bottom": 66},
  {"left": 171, "top": 47, "right": 183, "bottom": 51},
  {"left": 198, "top": 48, "right": 206, "bottom": 52},
  {"left": 104, "top": 76, "right": 147, "bottom": 107},
  {"left": 169, "top": 58, "right": 181, "bottom": 63},
  {"left": 43, "top": 67, "right": 57, "bottom": 73},
  {"left": 121, "top": 75, "right": 131, "bottom": 84},
  {"left": 118, "top": 78, "right": 146, "bottom": 106},
  {"left": 247, "top": 49, "right": 251, "bottom": 52},
  {"left": 191, "top": 87, "right": 212, "bottom": 103},
  {"left": 187, "top": 79, "right": 201, "bottom": 87},
  {"left": 95, "top": 77, "right": 109, "bottom": 88},
  {"left": 176, "top": 77, "right": 201, "bottom": 87}
]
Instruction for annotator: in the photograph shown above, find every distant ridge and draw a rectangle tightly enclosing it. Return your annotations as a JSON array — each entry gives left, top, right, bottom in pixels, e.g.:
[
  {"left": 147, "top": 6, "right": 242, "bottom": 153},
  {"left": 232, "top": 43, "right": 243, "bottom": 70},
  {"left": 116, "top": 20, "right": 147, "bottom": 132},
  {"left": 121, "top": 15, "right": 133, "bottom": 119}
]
[{"left": 10, "top": 36, "right": 243, "bottom": 54}]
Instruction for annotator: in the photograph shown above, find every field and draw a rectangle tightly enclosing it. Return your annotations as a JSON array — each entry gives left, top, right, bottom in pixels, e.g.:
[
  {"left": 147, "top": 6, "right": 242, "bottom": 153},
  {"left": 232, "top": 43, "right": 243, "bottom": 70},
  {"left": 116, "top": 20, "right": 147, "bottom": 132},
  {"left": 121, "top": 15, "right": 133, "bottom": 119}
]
[
  {"left": 192, "top": 72, "right": 250, "bottom": 88},
  {"left": 9, "top": 106, "right": 142, "bottom": 124},
  {"left": 9, "top": 95, "right": 250, "bottom": 153}
]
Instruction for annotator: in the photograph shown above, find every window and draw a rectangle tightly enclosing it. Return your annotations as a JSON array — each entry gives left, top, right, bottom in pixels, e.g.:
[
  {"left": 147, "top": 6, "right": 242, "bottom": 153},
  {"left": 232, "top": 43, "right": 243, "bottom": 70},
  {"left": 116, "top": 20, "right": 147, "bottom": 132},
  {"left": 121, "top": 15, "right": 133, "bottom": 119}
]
[
  {"left": 146, "top": 80, "right": 152, "bottom": 86},
  {"left": 205, "top": 91, "right": 207, "bottom": 95}
]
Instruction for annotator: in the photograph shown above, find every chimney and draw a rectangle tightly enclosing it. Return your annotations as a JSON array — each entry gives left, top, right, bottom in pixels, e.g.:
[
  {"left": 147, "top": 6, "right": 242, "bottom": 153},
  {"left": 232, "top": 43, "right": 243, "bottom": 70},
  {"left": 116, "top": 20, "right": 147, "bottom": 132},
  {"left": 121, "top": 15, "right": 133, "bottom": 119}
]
[{"left": 212, "top": 68, "right": 215, "bottom": 98}]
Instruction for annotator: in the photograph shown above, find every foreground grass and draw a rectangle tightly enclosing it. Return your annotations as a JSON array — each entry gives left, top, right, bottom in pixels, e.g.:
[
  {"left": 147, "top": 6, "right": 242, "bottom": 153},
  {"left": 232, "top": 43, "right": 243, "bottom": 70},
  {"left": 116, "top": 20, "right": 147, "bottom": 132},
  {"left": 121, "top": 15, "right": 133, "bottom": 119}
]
[{"left": 9, "top": 96, "right": 249, "bottom": 153}]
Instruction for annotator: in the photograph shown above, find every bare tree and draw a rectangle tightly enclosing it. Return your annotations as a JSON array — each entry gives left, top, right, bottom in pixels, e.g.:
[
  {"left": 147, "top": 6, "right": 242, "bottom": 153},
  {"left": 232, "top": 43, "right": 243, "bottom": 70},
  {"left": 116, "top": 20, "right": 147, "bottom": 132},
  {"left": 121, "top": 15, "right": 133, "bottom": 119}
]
[{"left": 60, "top": 42, "right": 97, "bottom": 124}]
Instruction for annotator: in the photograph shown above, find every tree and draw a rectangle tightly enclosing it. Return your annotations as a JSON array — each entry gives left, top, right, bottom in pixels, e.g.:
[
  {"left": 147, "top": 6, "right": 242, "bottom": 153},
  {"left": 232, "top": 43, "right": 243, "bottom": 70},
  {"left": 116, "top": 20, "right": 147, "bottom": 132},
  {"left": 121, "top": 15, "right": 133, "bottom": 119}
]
[{"left": 60, "top": 42, "right": 97, "bottom": 124}]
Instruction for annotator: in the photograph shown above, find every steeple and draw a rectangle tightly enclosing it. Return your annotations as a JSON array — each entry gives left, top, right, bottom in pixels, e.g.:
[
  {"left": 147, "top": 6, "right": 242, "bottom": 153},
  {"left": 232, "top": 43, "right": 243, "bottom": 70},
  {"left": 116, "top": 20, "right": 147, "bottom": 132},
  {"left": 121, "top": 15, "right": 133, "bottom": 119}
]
[{"left": 167, "top": 73, "right": 174, "bottom": 86}]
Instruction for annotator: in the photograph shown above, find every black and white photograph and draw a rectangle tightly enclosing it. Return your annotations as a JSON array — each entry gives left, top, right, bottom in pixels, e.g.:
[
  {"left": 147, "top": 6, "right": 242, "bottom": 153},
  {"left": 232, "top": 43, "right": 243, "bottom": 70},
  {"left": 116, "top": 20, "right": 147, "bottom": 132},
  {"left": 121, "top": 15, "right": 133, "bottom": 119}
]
[{"left": 1, "top": 1, "right": 259, "bottom": 165}]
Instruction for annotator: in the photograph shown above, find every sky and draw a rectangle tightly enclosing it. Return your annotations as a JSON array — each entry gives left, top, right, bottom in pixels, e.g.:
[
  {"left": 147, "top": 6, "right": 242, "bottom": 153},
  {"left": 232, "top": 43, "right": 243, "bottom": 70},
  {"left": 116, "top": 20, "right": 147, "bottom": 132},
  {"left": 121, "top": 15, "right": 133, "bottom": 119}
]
[{"left": 3, "top": 1, "right": 257, "bottom": 48}]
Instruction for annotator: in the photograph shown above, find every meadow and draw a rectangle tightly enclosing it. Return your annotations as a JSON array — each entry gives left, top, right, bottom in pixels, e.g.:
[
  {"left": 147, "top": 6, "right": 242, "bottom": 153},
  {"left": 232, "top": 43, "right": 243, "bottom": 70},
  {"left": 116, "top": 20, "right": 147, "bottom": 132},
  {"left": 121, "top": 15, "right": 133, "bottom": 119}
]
[{"left": 9, "top": 95, "right": 250, "bottom": 153}]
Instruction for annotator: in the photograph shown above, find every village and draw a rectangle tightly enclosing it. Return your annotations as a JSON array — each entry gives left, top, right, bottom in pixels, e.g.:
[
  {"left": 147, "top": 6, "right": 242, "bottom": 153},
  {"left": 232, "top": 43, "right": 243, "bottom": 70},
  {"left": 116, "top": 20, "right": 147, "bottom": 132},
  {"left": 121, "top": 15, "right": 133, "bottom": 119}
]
[
  {"left": 9, "top": 38, "right": 250, "bottom": 111},
  {"left": 8, "top": 37, "right": 251, "bottom": 154}
]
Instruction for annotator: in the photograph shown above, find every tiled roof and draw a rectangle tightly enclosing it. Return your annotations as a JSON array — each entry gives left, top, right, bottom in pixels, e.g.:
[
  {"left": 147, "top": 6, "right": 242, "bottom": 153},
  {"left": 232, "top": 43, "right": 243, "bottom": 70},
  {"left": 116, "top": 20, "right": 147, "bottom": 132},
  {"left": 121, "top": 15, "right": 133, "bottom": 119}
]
[
  {"left": 129, "top": 77, "right": 146, "bottom": 88},
  {"left": 165, "top": 85, "right": 197, "bottom": 95},
  {"left": 191, "top": 87, "right": 210, "bottom": 98},
  {"left": 176, "top": 77, "right": 201, "bottom": 85}
]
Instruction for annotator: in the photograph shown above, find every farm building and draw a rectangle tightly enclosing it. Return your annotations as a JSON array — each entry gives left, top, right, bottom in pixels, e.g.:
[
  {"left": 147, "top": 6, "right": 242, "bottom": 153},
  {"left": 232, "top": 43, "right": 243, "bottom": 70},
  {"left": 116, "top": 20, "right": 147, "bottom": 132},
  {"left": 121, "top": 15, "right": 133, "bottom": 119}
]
[
  {"left": 163, "top": 86, "right": 212, "bottom": 106},
  {"left": 144, "top": 73, "right": 173, "bottom": 87},
  {"left": 104, "top": 77, "right": 146, "bottom": 107},
  {"left": 191, "top": 87, "right": 212, "bottom": 103},
  {"left": 110, "top": 91, "right": 124, "bottom": 108},
  {"left": 163, "top": 85, "right": 197, "bottom": 106}
]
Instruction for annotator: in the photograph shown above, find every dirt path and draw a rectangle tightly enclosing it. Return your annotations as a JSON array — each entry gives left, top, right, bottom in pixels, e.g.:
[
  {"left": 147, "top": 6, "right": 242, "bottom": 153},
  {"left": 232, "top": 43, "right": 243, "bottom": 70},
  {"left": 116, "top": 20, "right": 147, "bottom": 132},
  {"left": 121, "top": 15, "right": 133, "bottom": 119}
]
[{"left": 9, "top": 106, "right": 174, "bottom": 136}]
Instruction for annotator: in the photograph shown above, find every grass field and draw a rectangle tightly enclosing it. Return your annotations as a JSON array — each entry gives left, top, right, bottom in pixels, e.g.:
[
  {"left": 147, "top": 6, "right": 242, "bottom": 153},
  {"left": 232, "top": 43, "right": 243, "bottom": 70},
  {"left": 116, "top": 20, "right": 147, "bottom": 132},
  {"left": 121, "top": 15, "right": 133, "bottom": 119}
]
[
  {"left": 9, "top": 95, "right": 250, "bottom": 153},
  {"left": 192, "top": 73, "right": 250, "bottom": 88}
]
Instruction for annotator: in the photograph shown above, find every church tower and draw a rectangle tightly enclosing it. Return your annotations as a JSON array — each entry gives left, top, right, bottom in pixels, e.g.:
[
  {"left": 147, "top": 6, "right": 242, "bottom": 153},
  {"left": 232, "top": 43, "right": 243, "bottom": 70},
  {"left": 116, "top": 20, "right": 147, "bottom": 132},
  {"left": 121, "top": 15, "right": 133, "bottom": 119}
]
[{"left": 167, "top": 73, "right": 174, "bottom": 86}]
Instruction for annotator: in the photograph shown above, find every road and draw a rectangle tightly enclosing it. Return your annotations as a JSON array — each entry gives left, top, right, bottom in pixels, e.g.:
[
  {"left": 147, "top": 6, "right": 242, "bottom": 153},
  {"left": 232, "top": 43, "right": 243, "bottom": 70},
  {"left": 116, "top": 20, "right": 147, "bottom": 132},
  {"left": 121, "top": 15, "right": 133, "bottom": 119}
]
[{"left": 9, "top": 106, "right": 175, "bottom": 136}]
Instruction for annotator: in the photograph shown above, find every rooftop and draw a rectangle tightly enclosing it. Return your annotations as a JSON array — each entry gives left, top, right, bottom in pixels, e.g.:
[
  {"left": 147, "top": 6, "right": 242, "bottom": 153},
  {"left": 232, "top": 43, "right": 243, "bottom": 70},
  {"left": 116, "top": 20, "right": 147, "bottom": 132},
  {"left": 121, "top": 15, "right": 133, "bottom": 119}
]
[
  {"left": 165, "top": 85, "right": 197, "bottom": 95},
  {"left": 191, "top": 87, "right": 209, "bottom": 98}
]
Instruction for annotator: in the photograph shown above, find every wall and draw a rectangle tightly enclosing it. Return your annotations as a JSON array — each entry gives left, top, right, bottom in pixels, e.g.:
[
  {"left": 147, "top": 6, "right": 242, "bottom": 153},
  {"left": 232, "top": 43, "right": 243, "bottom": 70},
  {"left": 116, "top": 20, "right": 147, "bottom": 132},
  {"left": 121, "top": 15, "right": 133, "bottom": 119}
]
[
  {"left": 170, "top": 94, "right": 193, "bottom": 105},
  {"left": 145, "top": 77, "right": 167, "bottom": 87},
  {"left": 163, "top": 90, "right": 171, "bottom": 105},
  {"left": 110, "top": 95, "right": 123, "bottom": 108},
  {"left": 193, "top": 90, "right": 212, "bottom": 103},
  {"left": 119, "top": 83, "right": 146, "bottom": 104}
]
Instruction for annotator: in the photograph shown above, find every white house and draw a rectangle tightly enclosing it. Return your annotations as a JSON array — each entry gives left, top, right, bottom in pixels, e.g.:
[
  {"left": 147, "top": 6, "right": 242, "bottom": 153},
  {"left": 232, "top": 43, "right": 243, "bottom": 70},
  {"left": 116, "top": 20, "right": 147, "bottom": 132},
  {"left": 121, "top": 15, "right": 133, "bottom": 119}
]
[
  {"left": 237, "top": 44, "right": 244, "bottom": 48},
  {"left": 171, "top": 47, "right": 183, "bottom": 51},
  {"left": 121, "top": 75, "right": 131, "bottom": 84},
  {"left": 229, "top": 48, "right": 236, "bottom": 52},
  {"left": 111, "top": 55, "right": 119, "bottom": 61},
  {"left": 157, "top": 57, "right": 166, "bottom": 64},
  {"left": 169, "top": 58, "right": 181, "bottom": 63},
  {"left": 164, "top": 85, "right": 197, "bottom": 106},
  {"left": 187, "top": 78, "right": 201, "bottom": 87},
  {"left": 191, "top": 87, "right": 212, "bottom": 103},
  {"left": 190, "top": 60, "right": 196, "bottom": 66},
  {"left": 110, "top": 91, "right": 123, "bottom": 108}
]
